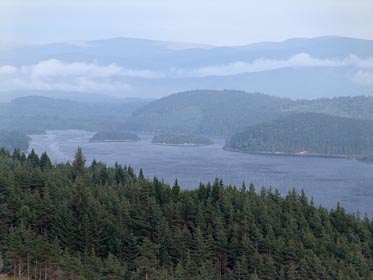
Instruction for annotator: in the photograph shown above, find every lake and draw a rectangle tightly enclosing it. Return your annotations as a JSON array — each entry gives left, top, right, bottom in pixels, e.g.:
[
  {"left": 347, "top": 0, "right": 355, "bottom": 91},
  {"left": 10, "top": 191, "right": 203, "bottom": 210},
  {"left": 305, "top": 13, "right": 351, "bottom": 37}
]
[{"left": 29, "top": 130, "right": 373, "bottom": 216}]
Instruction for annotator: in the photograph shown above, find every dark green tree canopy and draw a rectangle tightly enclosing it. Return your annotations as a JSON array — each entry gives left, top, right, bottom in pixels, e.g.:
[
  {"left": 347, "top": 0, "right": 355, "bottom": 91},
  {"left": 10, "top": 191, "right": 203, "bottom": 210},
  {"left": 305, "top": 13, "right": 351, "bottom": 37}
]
[{"left": 0, "top": 149, "right": 372, "bottom": 279}]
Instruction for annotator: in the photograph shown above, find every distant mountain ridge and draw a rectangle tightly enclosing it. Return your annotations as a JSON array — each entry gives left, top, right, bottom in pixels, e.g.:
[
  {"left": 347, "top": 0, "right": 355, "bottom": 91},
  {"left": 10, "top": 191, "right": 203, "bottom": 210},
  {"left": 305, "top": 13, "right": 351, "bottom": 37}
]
[
  {"left": 3, "top": 36, "right": 373, "bottom": 65},
  {"left": 1, "top": 36, "right": 373, "bottom": 99}
]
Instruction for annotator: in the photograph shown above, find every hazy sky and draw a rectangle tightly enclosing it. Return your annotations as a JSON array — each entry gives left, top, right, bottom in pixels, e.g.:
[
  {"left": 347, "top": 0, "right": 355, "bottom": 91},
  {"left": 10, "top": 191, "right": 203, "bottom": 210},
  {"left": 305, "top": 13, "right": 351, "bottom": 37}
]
[{"left": 1, "top": 0, "right": 373, "bottom": 45}]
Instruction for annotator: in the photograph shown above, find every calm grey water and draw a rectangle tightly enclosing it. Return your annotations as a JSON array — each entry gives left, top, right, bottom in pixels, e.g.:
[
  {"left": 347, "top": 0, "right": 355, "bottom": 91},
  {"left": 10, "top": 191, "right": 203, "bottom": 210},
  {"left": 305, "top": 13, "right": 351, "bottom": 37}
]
[{"left": 29, "top": 130, "right": 373, "bottom": 216}]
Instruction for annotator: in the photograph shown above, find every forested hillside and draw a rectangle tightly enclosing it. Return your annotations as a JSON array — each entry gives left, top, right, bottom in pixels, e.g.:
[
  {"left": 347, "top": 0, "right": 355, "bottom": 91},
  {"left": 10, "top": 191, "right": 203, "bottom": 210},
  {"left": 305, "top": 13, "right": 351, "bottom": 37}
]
[
  {"left": 0, "top": 96, "right": 147, "bottom": 134},
  {"left": 4, "top": 92, "right": 373, "bottom": 140},
  {"left": 125, "top": 91, "right": 373, "bottom": 137},
  {"left": 225, "top": 113, "right": 373, "bottom": 159},
  {"left": 1, "top": 149, "right": 373, "bottom": 279},
  {"left": 126, "top": 90, "right": 289, "bottom": 136}
]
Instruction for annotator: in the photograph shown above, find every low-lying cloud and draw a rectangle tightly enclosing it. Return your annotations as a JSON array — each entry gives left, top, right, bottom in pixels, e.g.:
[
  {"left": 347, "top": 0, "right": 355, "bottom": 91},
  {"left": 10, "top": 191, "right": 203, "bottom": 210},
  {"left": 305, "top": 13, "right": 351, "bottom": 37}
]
[
  {"left": 0, "top": 65, "right": 17, "bottom": 75},
  {"left": 1, "top": 54, "right": 373, "bottom": 93},
  {"left": 22, "top": 59, "right": 162, "bottom": 79},
  {"left": 11, "top": 76, "right": 131, "bottom": 93},
  {"left": 187, "top": 53, "right": 373, "bottom": 77},
  {"left": 0, "top": 59, "right": 162, "bottom": 93},
  {"left": 352, "top": 71, "right": 373, "bottom": 85}
]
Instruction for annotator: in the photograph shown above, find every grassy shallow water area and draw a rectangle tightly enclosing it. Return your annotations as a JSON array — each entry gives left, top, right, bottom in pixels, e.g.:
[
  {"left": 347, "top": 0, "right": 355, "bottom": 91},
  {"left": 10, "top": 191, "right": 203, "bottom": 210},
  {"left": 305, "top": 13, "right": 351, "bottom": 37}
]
[{"left": 152, "top": 134, "right": 213, "bottom": 146}]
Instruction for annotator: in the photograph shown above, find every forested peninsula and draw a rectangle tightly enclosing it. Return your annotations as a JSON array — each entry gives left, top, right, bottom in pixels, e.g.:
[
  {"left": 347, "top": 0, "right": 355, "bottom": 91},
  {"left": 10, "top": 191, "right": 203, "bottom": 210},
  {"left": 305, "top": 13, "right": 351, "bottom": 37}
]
[{"left": 225, "top": 113, "right": 373, "bottom": 161}]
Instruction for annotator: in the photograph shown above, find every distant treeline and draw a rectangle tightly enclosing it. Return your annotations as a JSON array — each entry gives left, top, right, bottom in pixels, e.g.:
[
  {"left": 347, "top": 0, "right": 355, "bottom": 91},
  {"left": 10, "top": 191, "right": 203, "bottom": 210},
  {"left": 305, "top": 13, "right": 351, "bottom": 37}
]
[{"left": 0, "top": 149, "right": 373, "bottom": 279}]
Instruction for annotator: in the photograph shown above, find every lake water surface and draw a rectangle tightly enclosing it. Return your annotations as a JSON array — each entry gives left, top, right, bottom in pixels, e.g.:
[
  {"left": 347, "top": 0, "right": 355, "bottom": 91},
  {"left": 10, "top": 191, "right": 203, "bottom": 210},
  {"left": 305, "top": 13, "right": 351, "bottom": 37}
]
[{"left": 29, "top": 130, "right": 373, "bottom": 216}]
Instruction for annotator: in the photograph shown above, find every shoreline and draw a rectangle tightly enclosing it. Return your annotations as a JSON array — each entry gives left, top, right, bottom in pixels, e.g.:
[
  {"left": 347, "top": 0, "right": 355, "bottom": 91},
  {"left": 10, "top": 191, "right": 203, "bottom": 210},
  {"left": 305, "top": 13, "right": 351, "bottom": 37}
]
[
  {"left": 223, "top": 147, "right": 372, "bottom": 162},
  {"left": 152, "top": 142, "right": 212, "bottom": 147},
  {"left": 90, "top": 139, "right": 140, "bottom": 143}
]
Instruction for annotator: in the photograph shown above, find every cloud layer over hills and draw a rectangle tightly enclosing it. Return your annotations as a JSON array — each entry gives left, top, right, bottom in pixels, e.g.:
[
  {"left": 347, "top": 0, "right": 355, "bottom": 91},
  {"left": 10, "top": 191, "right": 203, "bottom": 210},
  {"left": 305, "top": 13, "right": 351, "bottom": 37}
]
[{"left": 0, "top": 36, "right": 373, "bottom": 99}]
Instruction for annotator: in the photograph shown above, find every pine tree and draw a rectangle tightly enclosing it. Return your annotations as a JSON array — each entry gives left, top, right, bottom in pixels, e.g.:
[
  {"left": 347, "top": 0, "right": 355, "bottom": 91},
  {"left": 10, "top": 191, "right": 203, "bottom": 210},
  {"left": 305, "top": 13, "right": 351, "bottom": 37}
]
[
  {"left": 40, "top": 152, "right": 52, "bottom": 171},
  {"left": 172, "top": 179, "right": 180, "bottom": 203},
  {"left": 72, "top": 147, "right": 86, "bottom": 178}
]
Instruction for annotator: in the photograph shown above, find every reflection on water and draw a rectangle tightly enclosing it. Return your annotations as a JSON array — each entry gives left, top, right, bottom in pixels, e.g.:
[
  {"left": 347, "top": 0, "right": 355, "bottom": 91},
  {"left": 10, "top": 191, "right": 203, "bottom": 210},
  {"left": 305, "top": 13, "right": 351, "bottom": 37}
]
[{"left": 29, "top": 130, "right": 373, "bottom": 216}]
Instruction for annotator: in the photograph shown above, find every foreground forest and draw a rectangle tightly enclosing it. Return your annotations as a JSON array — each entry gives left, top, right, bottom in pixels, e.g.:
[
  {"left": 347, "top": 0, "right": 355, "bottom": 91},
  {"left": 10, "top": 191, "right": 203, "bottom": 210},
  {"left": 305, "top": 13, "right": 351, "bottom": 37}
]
[{"left": 1, "top": 149, "right": 373, "bottom": 279}]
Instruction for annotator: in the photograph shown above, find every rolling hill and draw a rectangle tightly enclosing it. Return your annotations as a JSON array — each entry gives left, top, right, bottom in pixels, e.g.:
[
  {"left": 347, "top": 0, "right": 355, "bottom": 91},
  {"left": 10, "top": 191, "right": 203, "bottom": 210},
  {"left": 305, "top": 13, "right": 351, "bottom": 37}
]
[
  {"left": 126, "top": 90, "right": 290, "bottom": 136},
  {"left": 126, "top": 90, "right": 373, "bottom": 137}
]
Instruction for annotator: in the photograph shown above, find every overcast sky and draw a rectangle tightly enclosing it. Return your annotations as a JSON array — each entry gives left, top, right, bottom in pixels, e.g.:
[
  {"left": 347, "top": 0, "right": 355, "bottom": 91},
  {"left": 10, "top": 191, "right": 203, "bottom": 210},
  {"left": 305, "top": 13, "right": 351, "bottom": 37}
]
[{"left": 1, "top": 0, "right": 373, "bottom": 45}]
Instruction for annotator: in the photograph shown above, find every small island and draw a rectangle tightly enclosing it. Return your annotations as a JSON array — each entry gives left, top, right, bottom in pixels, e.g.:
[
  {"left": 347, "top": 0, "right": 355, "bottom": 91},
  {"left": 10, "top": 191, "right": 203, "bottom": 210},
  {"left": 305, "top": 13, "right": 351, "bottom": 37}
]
[
  {"left": 152, "top": 134, "right": 213, "bottom": 146},
  {"left": 90, "top": 131, "right": 140, "bottom": 143}
]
